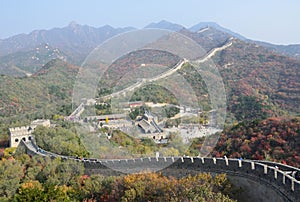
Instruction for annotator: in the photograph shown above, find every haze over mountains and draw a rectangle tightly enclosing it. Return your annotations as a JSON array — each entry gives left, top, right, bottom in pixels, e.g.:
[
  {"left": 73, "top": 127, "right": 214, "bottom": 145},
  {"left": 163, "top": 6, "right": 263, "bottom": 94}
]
[
  {"left": 0, "top": 19, "right": 299, "bottom": 121},
  {"left": 0, "top": 20, "right": 299, "bottom": 172},
  {"left": 0, "top": 21, "right": 134, "bottom": 74},
  {"left": 0, "top": 20, "right": 299, "bottom": 76},
  {"left": 0, "top": 20, "right": 299, "bottom": 118}
]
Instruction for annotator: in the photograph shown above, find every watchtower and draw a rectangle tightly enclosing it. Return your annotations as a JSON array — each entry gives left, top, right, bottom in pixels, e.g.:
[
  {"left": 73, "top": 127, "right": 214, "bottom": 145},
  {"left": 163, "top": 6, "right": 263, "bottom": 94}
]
[
  {"left": 9, "top": 126, "right": 33, "bottom": 147},
  {"left": 9, "top": 119, "right": 50, "bottom": 147}
]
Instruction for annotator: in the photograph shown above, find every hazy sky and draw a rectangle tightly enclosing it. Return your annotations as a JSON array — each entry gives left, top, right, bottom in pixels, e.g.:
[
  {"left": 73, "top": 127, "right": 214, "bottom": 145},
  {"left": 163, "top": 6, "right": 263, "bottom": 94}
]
[{"left": 0, "top": 0, "right": 299, "bottom": 44}]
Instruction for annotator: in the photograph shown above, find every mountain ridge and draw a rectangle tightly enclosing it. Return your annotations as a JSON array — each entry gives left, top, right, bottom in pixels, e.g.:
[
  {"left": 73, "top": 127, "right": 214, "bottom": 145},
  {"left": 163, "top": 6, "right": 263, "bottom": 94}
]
[
  {"left": 144, "top": 20, "right": 185, "bottom": 31},
  {"left": 0, "top": 20, "right": 299, "bottom": 77},
  {"left": 189, "top": 21, "right": 247, "bottom": 40},
  {"left": 0, "top": 35, "right": 299, "bottom": 133},
  {"left": 0, "top": 23, "right": 135, "bottom": 61}
]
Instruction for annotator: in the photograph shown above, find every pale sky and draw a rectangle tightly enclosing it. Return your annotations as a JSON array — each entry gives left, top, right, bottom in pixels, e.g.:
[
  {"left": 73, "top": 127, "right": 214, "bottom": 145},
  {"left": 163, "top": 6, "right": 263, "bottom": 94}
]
[{"left": 0, "top": 0, "right": 299, "bottom": 44}]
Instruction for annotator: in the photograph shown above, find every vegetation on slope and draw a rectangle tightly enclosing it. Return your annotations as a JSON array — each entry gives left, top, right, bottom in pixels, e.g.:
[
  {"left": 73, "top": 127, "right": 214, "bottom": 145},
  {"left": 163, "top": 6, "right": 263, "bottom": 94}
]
[
  {"left": 0, "top": 153, "right": 237, "bottom": 201},
  {"left": 0, "top": 38, "right": 299, "bottom": 166},
  {"left": 0, "top": 59, "right": 78, "bottom": 122},
  {"left": 0, "top": 44, "right": 67, "bottom": 76},
  {"left": 216, "top": 39, "right": 300, "bottom": 116},
  {"left": 189, "top": 117, "right": 300, "bottom": 167},
  {"left": 98, "top": 39, "right": 300, "bottom": 122},
  {"left": 99, "top": 49, "right": 181, "bottom": 92},
  {"left": 33, "top": 124, "right": 89, "bottom": 157},
  {"left": 130, "top": 84, "right": 179, "bottom": 104},
  {"left": 1, "top": 38, "right": 299, "bottom": 125}
]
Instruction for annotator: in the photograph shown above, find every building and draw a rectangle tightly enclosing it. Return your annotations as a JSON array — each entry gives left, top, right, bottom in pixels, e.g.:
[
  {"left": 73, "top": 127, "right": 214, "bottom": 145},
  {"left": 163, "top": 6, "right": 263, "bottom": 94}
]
[
  {"left": 85, "top": 114, "right": 126, "bottom": 122},
  {"left": 31, "top": 119, "right": 51, "bottom": 129},
  {"left": 9, "top": 119, "right": 50, "bottom": 147},
  {"left": 128, "top": 101, "right": 144, "bottom": 108},
  {"left": 136, "top": 111, "right": 163, "bottom": 134},
  {"left": 9, "top": 126, "right": 33, "bottom": 148}
]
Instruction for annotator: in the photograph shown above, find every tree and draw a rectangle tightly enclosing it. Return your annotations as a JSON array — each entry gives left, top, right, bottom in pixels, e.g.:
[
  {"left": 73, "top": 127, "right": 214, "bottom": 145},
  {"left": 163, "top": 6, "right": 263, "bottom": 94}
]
[
  {"left": 0, "top": 159, "right": 23, "bottom": 200},
  {"left": 15, "top": 181, "right": 72, "bottom": 202},
  {"left": 14, "top": 180, "right": 44, "bottom": 201},
  {"left": 231, "top": 95, "right": 268, "bottom": 122},
  {"left": 33, "top": 126, "right": 89, "bottom": 157}
]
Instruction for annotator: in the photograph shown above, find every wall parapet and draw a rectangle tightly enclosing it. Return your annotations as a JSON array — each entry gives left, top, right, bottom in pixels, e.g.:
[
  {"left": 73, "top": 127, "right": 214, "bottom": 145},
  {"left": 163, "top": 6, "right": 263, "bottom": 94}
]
[{"left": 22, "top": 141, "right": 300, "bottom": 201}]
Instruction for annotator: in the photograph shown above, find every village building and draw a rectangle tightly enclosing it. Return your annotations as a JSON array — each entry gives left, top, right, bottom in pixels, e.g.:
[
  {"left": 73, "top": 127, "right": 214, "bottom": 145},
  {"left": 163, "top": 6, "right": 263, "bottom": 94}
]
[{"left": 136, "top": 111, "right": 163, "bottom": 134}]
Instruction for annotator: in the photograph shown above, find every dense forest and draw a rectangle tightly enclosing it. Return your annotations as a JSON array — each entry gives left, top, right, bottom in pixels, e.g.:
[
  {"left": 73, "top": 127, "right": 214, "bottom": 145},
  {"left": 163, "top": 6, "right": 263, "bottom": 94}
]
[
  {"left": 0, "top": 32, "right": 299, "bottom": 201},
  {"left": 189, "top": 117, "right": 300, "bottom": 167},
  {"left": 0, "top": 59, "right": 77, "bottom": 120},
  {"left": 216, "top": 40, "right": 299, "bottom": 116},
  {"left": 0, "top": 38, "right": 299, "bottom": 126},
  {"left": 0, "top": 153, "right": 237, "bottom": 201}
]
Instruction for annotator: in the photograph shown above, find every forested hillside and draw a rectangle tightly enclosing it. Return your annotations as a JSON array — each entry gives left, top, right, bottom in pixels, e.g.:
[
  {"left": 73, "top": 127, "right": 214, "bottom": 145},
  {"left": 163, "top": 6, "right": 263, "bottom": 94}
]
[
  {"left": 0, "top": 59, "right": 78, "bottom": 124},
  {"left": 1, "top": 37, "right": 299, "bottom": 126},
  {"left": 190, "top": 117, "right": 300, "bottom": 167},
  {"left": 216, "top": 40, "right": 299, "bottom": 116},
  {"left": 0, "top": 153, "right": 236, "bottom": 201}
]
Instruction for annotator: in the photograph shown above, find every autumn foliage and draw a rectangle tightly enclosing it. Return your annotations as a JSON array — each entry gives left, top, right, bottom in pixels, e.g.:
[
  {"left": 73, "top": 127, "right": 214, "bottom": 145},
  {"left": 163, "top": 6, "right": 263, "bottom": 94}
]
[
  {"left": 211, "top": 117, "right": 300, "bottom": 167},
  {"left": 81, "top": 172, "right": 236, "bottom": 202}
]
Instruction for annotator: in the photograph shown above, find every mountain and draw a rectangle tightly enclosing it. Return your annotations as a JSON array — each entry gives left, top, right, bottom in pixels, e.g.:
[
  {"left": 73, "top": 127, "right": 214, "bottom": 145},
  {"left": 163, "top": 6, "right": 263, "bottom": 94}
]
[
  {"left": 214, "top": 39, "right": 300, "bottom": 117},
  {"left": 144, "top": 20, "right": 185, "bottom": 31},
  {"left": 1, "top": 21, "right": 300, "bottom": 77},
  {"left": 96, "top": 36, "right": 300, "bottom": 120},
  {"left": 0, "top": 42, "right": 291, "bottom": 122},
  {"left": 0, "top": 21, "right": 299, "bottom": 122},
  {"left": 0, "top": 22, "right": 134, "bottom": 75},
  {"left": 270, "top": 44, "right": 300, "bottom": 59},
  {"left": 0, "top": 43, "right": 67, "bottom": 77},
  {"left": 0, "top": 21, "right": 134, "bottom": 60},
  {"left": 0, "top": 59, "right": 79, "bottom": 121},
  {"left": 189, "top": 22, "right": 247, "bottom": 40},
  {"left": 252, "top": 41, "right": 300, "bottom": 60},
  {"left": 189, "top": 22, "right": 300, "bottom": 60},
  {"left": 179, "top": 27, "right": 231, "bottom": 51},
  {"left": 211, "top": 117, "right": 300, "bottom": 167}
]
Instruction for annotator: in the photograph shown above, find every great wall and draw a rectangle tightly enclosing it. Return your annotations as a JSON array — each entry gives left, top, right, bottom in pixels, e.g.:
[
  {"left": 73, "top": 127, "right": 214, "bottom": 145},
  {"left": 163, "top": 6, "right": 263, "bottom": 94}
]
[
  {"left": 9, "top": 38, "right": 300, "bottom": 201},
  {"left": 19, "top": 139, "right": 300, "bottom": 202}
]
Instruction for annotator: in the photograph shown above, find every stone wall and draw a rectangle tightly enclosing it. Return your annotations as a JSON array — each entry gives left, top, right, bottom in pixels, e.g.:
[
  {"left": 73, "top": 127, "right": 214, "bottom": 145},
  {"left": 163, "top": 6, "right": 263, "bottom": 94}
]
[
  {"left": 9, "top": 119, "right": 50, "bottom": 147},
  {"left": 22, "top": 141, "right": 300, "bottom": 202},
  {"left": 9, "top": 126, "right": 33, "bottom": 147},
  {"left": 83, "top": 157, "right": 300, "bottom": 201}
]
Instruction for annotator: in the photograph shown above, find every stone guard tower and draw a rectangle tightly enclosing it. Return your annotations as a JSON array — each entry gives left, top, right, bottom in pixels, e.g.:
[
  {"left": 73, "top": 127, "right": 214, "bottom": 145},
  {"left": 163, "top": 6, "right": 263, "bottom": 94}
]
[
  {"left": 9, "top": 126, "right": 33, "bottom": 148},
  {"left": 9, "top": 119, "right": 50, "bottom": 147}
]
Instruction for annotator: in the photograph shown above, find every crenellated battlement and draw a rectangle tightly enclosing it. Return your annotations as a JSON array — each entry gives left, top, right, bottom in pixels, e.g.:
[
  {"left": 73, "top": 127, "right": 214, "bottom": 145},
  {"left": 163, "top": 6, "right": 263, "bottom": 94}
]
[
  {"left": 9, "top": 119, "right": 50, "bottom": 147},
  {"left": 9, "top": 126, "right": 31, "bottom": 134},
  {"left": 21, "top": 140, "right": 300, "bottom": 201}
]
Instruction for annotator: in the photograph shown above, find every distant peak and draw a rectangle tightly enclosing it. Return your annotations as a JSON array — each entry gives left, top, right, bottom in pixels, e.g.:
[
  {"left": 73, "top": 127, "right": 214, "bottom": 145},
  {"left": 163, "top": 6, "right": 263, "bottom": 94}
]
[
  {"left": 145, "top": 20, "right": 185, "bottom": 31},
  {"left": 189, "top": 22, "right": 246, "bottom": 40},
  {"left": 158, "top": 20, "right": 173, "bottom": 24},
  {"left": 68, "top": 21, "right": 79, "bottom": 27},
  {"left": 101, "top": 24, "right": 114, "bottom": 29},
  {"left": 151, "top": 20, "right": 178, "bottom": 26}
]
